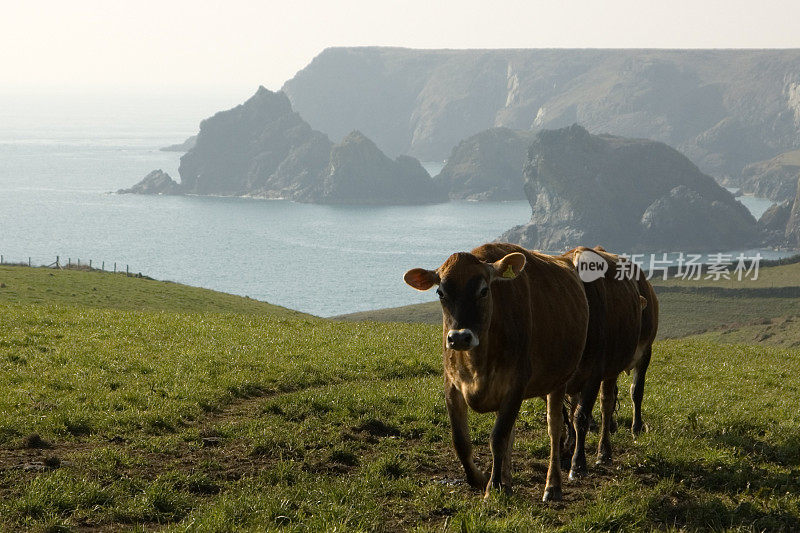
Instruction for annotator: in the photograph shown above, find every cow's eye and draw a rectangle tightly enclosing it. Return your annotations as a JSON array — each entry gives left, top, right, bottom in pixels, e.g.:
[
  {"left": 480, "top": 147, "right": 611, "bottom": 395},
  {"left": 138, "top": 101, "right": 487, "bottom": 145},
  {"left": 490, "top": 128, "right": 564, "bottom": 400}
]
[
  {"left": 436, "top": 288, "right": 445, "bottom": 300},
  {"left": 479, "top": 287, "right": 489, "bottom": 298}
]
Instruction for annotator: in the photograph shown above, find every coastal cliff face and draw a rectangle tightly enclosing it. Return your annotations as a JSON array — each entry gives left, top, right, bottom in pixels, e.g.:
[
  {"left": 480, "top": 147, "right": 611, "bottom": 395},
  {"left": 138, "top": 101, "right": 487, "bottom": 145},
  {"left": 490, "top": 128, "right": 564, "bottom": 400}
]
[
  {"left": 501, "top": 125, "right": 760, "bottom": 251},
  {"left": 129, "top": 87, "right": 442, "bottom": 205},
  {"left": 786, "top": 177, "right": 800, "bottom": 247},
  {"left": 178, "top": 87, "right": 332, "bottom": 197},
  {"left": 739, "top": 149, "right": 800, "bottom": 203},
  {"left": 303, "top": 131, "right": 445, "bottom": 204},
  {"left": 283, "top": 48, "right": 800, "bottom": 178},
  {"left": 434, "top": 128, "right": 533, "bottom": 200}
]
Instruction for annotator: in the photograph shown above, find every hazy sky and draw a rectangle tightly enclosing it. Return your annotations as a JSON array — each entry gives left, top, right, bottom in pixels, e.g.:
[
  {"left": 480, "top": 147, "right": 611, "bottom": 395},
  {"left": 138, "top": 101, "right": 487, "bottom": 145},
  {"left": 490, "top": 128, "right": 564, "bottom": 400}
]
[{"left": 3, "top": 0, "right": 799, "bottom": 96}]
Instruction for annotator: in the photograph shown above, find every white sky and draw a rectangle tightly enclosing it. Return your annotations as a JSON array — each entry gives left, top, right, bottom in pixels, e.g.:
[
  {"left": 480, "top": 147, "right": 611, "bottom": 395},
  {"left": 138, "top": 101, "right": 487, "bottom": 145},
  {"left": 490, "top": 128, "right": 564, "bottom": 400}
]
[{"left": 2, "top": 0, "right": 799, "bottom": 97}]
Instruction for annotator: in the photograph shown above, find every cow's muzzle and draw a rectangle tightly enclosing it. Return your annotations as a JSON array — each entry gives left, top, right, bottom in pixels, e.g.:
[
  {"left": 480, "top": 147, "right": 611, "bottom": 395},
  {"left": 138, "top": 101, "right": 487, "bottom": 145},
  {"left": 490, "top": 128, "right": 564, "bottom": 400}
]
[{"left": 446, "top": 329, "right": 479, "bottom": 350}]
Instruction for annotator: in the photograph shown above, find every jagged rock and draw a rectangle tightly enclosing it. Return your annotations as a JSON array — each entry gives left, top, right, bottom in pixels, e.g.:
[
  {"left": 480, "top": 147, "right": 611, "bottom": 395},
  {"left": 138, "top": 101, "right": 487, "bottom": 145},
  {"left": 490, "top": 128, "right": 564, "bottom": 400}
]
[
  {"left": 759, "top": 201, "right": 793, "bottom": 232},
  {"left": 283, "top": 48, "right": 800, "bottom": 177},
  {"left": 123, "top": 87, "right": 441, "bottom": 204},
  {"left": 160, "top": 135, "right": 197, "bottom": 152},
  {"left": 500, "top": 125, "right": 759, "bottom": 251},
  {"left": 640, "top": 185, "right": 758, "bottom": 250},
  {"left": 178, "top": 87, "right": 332, "bottom": 197},
  {"left": 759, "top": 200, "right": 793, "bottom": 246},
  {"left": 434, "top": 128, "right": 533, "bottom": 200},
  {"left": 301, "top": 131, "right": 445, "bottom": 204},
  {"left": 786, "top": 177, "right": 800, "bottom": 247},
  {"left": 117, "top": 170, "right": 182, "bottom": 195},
  {"left": 739, "top": 149, "right": 800, "bottom": 202}
]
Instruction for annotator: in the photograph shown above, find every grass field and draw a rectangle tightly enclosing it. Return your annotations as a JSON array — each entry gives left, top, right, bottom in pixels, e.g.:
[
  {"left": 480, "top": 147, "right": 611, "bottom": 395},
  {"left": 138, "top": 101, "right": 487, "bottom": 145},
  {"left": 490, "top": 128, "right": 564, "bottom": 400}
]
[{"left": 1, "top": 265, "right": 800, "bottom": 531}]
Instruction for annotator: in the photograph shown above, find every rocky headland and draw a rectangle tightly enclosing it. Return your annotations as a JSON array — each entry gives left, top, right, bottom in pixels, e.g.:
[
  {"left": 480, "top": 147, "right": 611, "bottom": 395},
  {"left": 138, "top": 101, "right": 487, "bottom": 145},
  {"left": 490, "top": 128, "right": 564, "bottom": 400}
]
[
  {"left": 124, "top": 87, "right": 444, "bottom": 205},
  {"left": 501, "top": 125, "right": 760, "bottom": 251}
]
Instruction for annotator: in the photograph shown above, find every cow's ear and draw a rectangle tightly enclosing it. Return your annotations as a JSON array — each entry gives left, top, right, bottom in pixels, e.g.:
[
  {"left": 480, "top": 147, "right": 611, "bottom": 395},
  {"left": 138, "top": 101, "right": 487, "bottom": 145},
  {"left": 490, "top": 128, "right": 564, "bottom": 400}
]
[
  {"left": 404, "top": 268, "right": 440, "bottom": 291},
  {"left": 490, "top": 252, "right": 526, "bottom": 281}
]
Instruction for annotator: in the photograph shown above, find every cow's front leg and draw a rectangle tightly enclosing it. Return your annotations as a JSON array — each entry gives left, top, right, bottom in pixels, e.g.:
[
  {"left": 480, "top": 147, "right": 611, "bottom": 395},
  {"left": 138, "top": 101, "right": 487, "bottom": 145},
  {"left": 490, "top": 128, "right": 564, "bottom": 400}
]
[
  {"left": 485, "top": 389, "right": 523, "bottom": 498},
  {"left": 543, "top": 386, "right": 566, "bottom": 502},
  {"left": 445, "top": 383, "right": 486, "bottom": 490}
]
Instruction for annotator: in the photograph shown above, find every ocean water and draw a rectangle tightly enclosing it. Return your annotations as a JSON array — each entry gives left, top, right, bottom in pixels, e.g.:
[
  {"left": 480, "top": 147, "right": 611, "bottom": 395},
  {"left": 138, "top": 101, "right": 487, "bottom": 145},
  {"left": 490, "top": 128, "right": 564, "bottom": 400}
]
[
  {"left": 0, "top": 95, "right": 530, "bottom": 316},
  {"left": 0, "top": 94, "right": 790, "bottom": 316}
]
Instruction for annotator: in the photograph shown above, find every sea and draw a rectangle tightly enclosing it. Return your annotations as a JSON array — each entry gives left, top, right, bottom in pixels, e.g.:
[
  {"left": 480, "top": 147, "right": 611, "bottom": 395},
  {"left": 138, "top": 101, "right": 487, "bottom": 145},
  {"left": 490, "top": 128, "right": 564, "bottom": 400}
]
[{"left": 0, "top": 92, "right": 791, "bottom": 316}]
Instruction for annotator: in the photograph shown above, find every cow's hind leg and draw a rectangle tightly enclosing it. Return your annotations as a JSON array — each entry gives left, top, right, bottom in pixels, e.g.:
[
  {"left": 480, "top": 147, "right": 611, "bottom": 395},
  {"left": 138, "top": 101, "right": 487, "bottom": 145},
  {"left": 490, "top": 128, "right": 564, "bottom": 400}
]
[
  {"left": 445, "top": 384, "right": 486, "bottom": 490},
  {"left": 597, "top": 379, "right": 616, "bottom": 465},
  {"left": 569, "top": 374, "right": 601, "bottom": 480},
  {"left": 543, "top": 386, "right": 566, "bottom": 502},
  {"left": 631, "top": 345, "right": 653, "bottom": 436},
  {"left": 502, "top": 427, "right": 515, "bottom": 487}
]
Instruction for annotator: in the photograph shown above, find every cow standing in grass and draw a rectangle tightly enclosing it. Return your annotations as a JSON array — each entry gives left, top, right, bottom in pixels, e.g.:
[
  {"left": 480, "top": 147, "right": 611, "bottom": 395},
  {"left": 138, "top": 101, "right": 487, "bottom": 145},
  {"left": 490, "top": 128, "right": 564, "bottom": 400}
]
[
  {"left": 561, "top": 246, "right": 659, "bottom": 479},
  {"left": 404, "top": 242, "right": 589, "bottom": 501}
]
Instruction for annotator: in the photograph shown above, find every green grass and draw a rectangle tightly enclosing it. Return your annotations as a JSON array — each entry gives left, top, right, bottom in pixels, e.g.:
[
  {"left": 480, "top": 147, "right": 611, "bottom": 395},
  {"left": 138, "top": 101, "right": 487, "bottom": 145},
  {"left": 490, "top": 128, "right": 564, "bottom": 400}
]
[
  {"left": 2, "top": 266, "right": 800, "bottom": 531},
  {"left": 0, "top": 265, "right": 307, "bottom": 317},
  {"left": 336, "top": 300, "right": 442, "bottom": 324},
  {"left": 653, "top": 260, "right": 800, "bottom": 289}
]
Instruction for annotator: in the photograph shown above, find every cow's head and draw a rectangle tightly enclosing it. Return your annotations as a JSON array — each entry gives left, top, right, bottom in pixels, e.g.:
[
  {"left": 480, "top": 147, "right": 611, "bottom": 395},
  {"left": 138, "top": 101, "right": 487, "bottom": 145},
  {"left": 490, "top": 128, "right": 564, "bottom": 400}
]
[{"left": 404, "top": 251, "right": 526, "bottom": 351}]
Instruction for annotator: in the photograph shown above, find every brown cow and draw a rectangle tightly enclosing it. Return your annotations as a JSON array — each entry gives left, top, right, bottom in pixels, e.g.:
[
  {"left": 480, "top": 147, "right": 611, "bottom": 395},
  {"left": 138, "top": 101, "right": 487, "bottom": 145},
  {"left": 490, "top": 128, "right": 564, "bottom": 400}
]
[
  {"left": 592, "top": 246, "right": 659, "bottom": 439},
  {"left": 404, "top": 242, "right": 589, "bottom": 501},
  {"left": 561, "top": 246, "right": 658, "bottom": 479}
]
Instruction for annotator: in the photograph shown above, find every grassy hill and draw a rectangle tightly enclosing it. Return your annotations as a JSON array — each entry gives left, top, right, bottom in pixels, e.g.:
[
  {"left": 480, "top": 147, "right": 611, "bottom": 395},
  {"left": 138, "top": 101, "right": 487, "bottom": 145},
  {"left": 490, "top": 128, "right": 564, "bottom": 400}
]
[
  {"left": 0, "top": 265, "right": 308, "bottom": 317},
  {"left": 1, "top": 265, "right": 799, "bottom": 530}
]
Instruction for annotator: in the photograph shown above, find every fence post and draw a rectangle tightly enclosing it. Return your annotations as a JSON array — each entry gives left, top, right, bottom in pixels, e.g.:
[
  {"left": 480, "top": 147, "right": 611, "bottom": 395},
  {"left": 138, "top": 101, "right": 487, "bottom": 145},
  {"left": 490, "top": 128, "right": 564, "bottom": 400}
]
[
  {"left": 77, "top": 258, "right": 80, "bottom": 267},
  {"left": 102, "top": 261, "right": 105, "bottom": 271},
  {"left": 114, "top": 262, "right": 116, "bottom": 273},
  {"left": 56, "top": 256, "right": 60, "bottom": 268},
  {"left": 126, "top": 265, "right": 129, "bottom": 276},
  {"left": 68, "top": 258, "right": 71, "bottom": 267},
  {"left": 89, "top": 259, "right": 92, "bottom": 268},
  {"left": 1, "top": 255, "right": 3, "bottom": 264},
  {"left": 28, "top": 257, "right": 31, "bottom": 267}
]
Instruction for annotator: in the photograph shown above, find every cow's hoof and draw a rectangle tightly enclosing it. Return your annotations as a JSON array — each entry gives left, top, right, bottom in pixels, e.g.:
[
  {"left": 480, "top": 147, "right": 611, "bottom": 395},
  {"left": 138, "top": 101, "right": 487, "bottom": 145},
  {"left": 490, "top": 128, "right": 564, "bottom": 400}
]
[
  {"left": 467, "top": 471, "right": 489, "bottom": 491},
  {"left": 632, "top": 421, "right": 648, "bottom": 436},
  {"left": 596, "top": 456, "right": 612, "bottom": 466},
  {"left": 569, "top": 465, "right": 587, "bottom": 481},
  {"left": 542, "top": 486, "right": 562, "bottom": 502}
]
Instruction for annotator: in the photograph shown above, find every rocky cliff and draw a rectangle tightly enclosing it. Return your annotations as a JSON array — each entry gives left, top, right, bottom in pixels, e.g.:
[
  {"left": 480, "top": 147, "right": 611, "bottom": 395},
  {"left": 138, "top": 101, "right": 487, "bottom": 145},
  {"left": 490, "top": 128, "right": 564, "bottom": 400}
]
[
  {"left": 501, "top": 125, "right": 760, "bottom": 251},
  {"left": 739, "top": 149, "right": 800, "bottom": 202},
  {"left": 434, "top": 128, "right": 533, "bottom": 200},
  {"left": 118, "top": 170, "right": 182, "bottom": 195},
  {"left": 126, "top": 87, "right": 441, "bottom": 204},
  {"left": 304, "top": 131, "right": 445, "bottom": 204},
  {"left": 178, "top": 87, "right": 332, "bottom": 197},
  {"left": 283, "top": 48, "right": 800, "bottom": 178},
  {"left": 786, "top": 177, "right": 800, "bottom": 247}
]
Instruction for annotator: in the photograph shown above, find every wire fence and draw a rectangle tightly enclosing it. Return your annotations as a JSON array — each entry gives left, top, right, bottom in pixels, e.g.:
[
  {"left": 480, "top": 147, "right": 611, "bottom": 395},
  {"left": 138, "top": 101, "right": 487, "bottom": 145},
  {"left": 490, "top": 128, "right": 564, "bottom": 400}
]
[{"left": 0, "top": 255, "right": 144, "bottom": 277}]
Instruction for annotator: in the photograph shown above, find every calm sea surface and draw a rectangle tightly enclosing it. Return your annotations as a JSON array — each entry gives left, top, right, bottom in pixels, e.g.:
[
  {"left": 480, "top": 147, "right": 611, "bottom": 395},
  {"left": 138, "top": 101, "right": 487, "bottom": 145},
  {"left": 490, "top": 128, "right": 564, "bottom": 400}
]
[{"left": 0, "top": 94, "right": 790, "bottom": 316}]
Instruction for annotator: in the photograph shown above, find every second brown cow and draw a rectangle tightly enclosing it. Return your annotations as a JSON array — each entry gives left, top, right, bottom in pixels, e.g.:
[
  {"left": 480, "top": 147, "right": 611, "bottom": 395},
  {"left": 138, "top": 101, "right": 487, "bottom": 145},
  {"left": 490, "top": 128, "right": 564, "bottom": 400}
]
[{"left": 561, "top": 246, "right": 659, "bottom": 479}]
